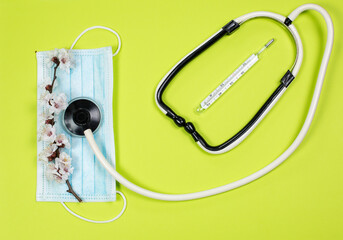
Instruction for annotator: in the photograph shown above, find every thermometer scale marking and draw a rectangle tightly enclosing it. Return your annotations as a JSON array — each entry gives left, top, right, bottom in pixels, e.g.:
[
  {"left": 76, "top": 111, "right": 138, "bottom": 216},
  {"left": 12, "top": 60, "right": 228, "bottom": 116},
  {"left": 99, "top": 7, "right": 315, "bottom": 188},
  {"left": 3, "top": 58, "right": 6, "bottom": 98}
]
[{"left": 197, "top": 39, "right": 274, "bottom": 112}]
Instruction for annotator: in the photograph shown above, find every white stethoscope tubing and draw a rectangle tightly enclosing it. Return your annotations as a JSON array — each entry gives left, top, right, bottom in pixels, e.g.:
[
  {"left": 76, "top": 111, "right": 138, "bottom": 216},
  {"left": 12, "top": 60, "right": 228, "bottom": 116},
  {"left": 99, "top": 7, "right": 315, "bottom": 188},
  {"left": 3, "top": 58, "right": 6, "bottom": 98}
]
[{"left": 85, "top": 3, "right": 333, "bottom": 201}]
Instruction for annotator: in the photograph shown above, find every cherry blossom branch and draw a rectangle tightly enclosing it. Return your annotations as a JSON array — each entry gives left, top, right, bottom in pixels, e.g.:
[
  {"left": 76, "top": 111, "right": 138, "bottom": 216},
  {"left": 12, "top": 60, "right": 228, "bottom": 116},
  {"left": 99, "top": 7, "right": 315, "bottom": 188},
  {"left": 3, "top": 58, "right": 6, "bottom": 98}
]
[
  {"left": 49, "top": 60, "right": 82, "bottom": 202},
  {"left": 38, "top": 49, "right": 82, "bottom": 202}
]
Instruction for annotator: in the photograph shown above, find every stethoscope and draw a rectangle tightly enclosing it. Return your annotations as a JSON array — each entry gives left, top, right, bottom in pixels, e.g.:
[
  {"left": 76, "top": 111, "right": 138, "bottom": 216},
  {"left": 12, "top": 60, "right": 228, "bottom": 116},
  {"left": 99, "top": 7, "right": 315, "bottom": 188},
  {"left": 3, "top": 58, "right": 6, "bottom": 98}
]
[{"left": 63, "top": 3, "right": 333, "bottom": 201}]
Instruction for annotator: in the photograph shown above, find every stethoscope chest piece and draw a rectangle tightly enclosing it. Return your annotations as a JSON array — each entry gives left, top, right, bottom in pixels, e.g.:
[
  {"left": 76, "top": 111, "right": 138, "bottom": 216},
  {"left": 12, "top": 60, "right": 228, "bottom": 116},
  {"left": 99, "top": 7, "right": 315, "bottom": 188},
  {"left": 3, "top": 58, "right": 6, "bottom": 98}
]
[{"left": 63, "top": 98, "right": 102, "bottom": 136}]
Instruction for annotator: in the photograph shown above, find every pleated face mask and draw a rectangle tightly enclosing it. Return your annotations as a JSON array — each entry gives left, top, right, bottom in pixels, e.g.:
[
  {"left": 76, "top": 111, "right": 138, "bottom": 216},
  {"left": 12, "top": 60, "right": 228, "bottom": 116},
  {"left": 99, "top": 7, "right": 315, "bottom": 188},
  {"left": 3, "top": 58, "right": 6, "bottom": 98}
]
[{"left": 36, "top": 27, "right": 123, "bottom": 206}]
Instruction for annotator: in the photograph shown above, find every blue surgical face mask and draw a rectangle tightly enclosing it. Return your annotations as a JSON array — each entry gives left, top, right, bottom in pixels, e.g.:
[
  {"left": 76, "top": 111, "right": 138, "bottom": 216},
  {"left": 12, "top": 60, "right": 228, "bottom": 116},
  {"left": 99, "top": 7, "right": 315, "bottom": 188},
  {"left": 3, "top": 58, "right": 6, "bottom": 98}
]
[{"left": 36, "top": 28, "right": 119, "bottom": 203}]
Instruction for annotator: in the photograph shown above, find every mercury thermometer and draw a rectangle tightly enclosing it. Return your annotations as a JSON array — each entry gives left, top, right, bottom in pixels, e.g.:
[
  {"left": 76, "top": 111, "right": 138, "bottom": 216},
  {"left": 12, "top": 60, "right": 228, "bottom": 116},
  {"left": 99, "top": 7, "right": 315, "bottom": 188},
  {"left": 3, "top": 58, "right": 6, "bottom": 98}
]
[{"left": 197, "top": 39, "right": 275, "bottom": 112}]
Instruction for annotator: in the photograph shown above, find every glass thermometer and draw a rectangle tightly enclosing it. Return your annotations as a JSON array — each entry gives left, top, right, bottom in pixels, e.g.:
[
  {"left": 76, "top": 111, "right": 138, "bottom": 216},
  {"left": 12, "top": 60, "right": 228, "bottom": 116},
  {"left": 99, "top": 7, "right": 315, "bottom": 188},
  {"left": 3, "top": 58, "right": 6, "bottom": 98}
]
[{"left": 197, "top": 39, "right": 275, "bottom": 112}]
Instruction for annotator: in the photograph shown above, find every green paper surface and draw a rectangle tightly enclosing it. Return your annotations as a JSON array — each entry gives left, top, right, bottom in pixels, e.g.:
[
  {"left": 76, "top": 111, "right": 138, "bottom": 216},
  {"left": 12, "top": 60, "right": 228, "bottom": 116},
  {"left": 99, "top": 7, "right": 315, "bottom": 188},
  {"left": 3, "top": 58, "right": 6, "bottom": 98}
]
[{"left": 0, "top": 0, "right": 342, "bottom": 239}]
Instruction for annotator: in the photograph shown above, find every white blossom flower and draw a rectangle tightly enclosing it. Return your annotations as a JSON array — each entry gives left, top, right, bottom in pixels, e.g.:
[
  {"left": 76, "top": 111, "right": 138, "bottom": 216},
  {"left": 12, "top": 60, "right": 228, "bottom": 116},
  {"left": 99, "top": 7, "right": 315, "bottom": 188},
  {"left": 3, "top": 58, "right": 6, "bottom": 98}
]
[
  {"left": 38, "top": 144, "right": 58, "bottom": 162},
  {"left": 55, "top": 134, "right": 70, "bottom": 149},
  {"left": 56, "top": 152, "right": 72, "bottom": 167},
  {"left": 41, "top": 111, "right": 54, "bottom": 120},
  {"left": 59, "top": 165, "right": 74, "bottom": 181},
  {"left": 58, "top": 48, "right": 73, "bottom": 73},
  {"left": 38, "top": 124, "right": 56, "bottom": 142},
  {"left": 47, "top": 49, "right": 60, "bottom": 68},
  {"left": 46, "top": 162, "right": 64, "bottom": 183},
  {"left": 40, "top": 110, "right": 53, "bottom": 120},
  {"left": 39, "top": 90, "right": 54, "bottom": 106},
  {"left": 49, "top": 93, "right": 68, "bottom": 114},
  {"left": 46, "top": 152, "right": 73, "bottom": 183}
]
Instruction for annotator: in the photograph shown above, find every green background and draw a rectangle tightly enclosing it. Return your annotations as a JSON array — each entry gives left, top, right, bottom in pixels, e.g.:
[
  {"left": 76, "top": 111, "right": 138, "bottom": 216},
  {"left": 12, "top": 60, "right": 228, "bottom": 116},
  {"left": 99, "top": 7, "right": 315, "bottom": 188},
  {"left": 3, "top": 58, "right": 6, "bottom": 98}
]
[{"left": 0, "top": 0, "right": 342, "bottom": 239}]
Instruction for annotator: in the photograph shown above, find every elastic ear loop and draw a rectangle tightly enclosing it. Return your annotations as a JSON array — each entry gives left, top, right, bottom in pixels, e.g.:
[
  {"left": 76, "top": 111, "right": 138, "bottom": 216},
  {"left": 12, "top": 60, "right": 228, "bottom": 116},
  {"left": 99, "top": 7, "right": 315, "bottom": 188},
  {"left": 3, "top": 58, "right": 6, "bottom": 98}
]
[
  {"left": 60, "top": 191, "right": 127, "bottom": 223},
  {"left": 70, "top": 25, "right": 122, "bottom": 56}
]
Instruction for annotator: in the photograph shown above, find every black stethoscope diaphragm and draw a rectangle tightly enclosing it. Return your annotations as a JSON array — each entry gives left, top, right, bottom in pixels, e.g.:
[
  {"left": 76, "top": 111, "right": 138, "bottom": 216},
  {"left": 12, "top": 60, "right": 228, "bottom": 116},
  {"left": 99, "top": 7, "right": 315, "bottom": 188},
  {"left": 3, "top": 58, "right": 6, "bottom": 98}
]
[{"left": 63, "top": 98, "right": 102, "bottom": 136}]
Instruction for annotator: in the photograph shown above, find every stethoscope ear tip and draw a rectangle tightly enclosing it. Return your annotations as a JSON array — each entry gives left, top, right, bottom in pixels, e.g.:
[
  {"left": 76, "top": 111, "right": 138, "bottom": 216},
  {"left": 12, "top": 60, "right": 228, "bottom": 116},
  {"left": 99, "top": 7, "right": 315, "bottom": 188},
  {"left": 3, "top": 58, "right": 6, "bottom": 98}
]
[{"left": 63, "top": 97, "right": 102, "bottom": 137}]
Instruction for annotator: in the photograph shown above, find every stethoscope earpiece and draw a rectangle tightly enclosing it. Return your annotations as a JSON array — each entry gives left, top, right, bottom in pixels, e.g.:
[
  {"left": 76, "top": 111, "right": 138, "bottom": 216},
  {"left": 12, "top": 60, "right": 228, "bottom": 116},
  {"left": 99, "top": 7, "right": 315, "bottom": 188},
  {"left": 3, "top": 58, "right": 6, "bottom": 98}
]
[{"left": 63, "top": 98, "right": 102, "bottom": 136}]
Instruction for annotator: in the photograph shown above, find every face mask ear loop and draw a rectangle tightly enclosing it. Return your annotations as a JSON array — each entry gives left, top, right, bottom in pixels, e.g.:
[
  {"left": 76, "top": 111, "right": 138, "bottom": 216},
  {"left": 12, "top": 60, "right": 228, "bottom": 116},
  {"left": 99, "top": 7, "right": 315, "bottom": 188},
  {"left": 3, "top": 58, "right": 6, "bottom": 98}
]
[
  {"left": 70, "top": 25, "right": 121, "bottom": 57},
  {"left": 60, "top": 191, "right": 127, "bottom": 223}
]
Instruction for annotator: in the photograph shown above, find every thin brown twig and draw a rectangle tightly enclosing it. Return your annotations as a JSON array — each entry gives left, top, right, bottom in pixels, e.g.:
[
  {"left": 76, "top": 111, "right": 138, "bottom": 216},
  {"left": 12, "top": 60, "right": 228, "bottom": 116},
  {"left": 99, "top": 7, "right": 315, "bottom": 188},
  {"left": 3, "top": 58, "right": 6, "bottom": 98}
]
[
  {"left": 66, "top": 180, "right": 82, "bottom": 202},
  {"left": 51, "top": 63, "right": 60, "bottom": 90}
]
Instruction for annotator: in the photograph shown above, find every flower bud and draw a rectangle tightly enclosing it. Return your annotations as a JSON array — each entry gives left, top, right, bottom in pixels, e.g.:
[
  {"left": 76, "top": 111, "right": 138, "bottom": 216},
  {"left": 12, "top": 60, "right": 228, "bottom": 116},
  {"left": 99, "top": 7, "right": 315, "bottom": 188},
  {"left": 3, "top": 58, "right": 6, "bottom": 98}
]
[
  {"left": 45, "top": 84, "right": 53, "bottom": 93},
  {"left": 45, "top": 118, "right": 55, "bottom": 125},
  {"left": 51, "top": 56, "right": 60, "bottom": 65}
]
